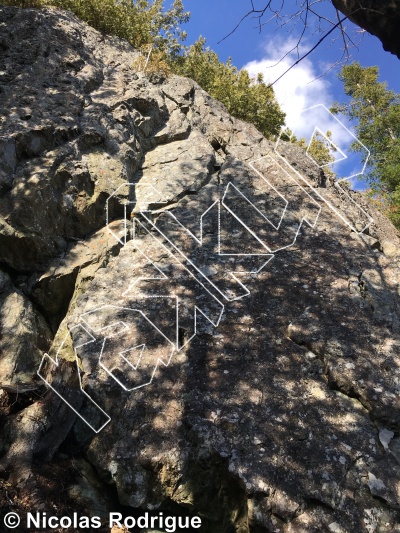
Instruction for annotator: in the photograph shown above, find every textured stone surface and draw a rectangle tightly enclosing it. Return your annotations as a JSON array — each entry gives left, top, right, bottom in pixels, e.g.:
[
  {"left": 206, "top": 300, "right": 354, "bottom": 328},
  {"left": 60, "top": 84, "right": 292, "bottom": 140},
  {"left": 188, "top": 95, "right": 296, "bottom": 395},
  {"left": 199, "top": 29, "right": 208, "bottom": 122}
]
[
  {"left": 0, "top": 5, "right": 400, "bottom": 533},
  {"left": 0, "top": 270, "right": 51, "bottom": 384},
  {"left": 26, "top": 220, "right": 123, "bottom": 331},
  {"left": 333, "top": 0, "right": 400, "bottom": 59}
]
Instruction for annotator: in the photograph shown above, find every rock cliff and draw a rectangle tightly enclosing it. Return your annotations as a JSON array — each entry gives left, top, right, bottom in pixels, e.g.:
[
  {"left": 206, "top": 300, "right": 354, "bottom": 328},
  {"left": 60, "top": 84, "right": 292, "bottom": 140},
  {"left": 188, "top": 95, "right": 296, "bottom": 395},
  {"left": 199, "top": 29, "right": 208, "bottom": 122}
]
[{"left": 0, "top": 5, "right": 400, "bottom": 533}]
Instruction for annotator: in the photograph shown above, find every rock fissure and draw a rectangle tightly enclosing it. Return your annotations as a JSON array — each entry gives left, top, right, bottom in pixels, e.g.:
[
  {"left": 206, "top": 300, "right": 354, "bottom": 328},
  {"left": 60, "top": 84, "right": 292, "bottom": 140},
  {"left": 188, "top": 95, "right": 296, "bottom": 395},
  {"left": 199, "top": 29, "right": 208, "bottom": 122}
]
[{"left": 286, "top": 330, "right": 396, "bottom": 442}]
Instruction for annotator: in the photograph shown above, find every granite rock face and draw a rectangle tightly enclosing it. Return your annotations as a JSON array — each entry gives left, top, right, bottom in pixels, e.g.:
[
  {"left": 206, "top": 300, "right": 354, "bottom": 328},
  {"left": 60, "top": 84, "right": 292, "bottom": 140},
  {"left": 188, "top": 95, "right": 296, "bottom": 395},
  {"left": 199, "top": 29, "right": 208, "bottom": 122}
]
[{"left": 1, "top": 6, "right": 400, "bottom": 533}]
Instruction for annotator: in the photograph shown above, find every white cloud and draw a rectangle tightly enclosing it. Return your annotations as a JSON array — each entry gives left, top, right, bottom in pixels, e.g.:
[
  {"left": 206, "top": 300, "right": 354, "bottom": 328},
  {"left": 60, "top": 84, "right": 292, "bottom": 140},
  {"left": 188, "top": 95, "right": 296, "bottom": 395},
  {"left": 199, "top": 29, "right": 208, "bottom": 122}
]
[
  {"left": 243, "top": 37, "right": 332, "bottom": 135},
  {"left": 243, "top": 39, "right": 369, "bottom": 185}
]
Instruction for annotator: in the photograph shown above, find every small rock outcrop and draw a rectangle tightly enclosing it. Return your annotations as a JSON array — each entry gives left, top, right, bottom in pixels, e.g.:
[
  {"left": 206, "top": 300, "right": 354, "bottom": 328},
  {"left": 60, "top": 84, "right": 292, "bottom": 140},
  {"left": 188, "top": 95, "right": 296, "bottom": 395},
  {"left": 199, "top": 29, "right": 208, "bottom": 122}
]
[{"left": 0, "top": 6, "right": 400, "bottom": 532}]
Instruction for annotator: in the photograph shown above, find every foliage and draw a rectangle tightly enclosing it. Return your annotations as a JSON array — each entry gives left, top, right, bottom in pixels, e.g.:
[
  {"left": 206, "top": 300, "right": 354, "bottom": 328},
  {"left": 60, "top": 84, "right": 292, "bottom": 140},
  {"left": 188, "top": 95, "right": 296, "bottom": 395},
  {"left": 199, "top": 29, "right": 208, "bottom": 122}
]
[
  {"left": 281, "top": 129, "right": 336, "bottom": 179},
  {"left": 132, "top": 44, "right": 172, "bottom": 75},
  {"left": 305, "top": 130, "right": 336, "bottom": 179},
  {"left": 332, "top": 62, "right": 400, "bottom": 229},
  {"left": 2, "top": 0, "right": 189, "bottom": 56},
  {"left": 364, "top": 188, "right": 400, "bottom": 229},
  {"left": 174, "top": 37, "right": 285, "bottom": 138}
]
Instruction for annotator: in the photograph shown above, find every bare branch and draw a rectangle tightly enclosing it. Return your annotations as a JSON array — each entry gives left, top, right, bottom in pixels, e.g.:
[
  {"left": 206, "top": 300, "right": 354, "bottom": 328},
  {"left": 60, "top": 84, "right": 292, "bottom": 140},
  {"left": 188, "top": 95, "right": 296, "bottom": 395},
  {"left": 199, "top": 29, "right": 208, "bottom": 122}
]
[
  {"left": 217, "top": 1, "right": 363, "bottom": 83},
  {"left": 335, "top": 7, "right": 349, "bottom": 56},
  {"left": 217, "top": 0, "right": 273, "bottom": 44},
  {"left": 267, "top": 14, "right": 348, "bottom": 87}
]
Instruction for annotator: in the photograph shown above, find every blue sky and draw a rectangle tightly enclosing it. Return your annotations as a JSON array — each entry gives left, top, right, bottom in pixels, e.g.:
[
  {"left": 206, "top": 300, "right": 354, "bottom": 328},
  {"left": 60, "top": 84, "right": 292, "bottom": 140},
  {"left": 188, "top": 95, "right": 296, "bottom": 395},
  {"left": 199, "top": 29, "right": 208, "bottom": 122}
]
[
  {"left": 182, "top": 0, "right": 400, "bottom": 95},
  {"left": 180, "top": 0, "right": 400, "bottom": 189}
]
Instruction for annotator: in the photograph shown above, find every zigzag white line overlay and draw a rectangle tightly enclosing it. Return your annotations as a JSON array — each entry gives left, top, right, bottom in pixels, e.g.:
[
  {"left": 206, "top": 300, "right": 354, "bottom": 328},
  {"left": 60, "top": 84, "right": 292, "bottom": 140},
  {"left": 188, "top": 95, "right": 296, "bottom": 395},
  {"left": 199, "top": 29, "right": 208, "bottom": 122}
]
[{"left": 275, "top": 104, "right": 373, "bottom": 234}]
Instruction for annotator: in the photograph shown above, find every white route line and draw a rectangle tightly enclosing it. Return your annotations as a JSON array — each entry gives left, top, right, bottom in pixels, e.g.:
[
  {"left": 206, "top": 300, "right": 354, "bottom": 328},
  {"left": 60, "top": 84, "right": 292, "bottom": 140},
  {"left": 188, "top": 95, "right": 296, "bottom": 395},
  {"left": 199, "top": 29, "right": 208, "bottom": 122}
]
[
  {"left": 38, "top": 303, "right": 178, "bottom": 431},
  {"left": 282, "top": 104, "right": 371, "bottom": 180},
  {"left": 305, "top": 126, "right": 347, "bottom": 168},
  {"left": 39, "top": 102, "right": 374, "bottom": 433},
  {"left": 221, "top": 182, "right": 287, "bottom": 233},
  {"left": 37, "top": 323, "right": 111, "bottom": 434},
  {"left": 139, "top": 205, "right": 273, "bottom": 302},
  {"left": 274, "top": 104, "right": 373, "bottom": 234},
  {"left": 128, "top": 218, "right": 225, "bottom": 345},
  {"left": 82, "top": 304, "right": 176, "bottom": 392},
  {"left": 273, "top": 151, "right": 373, "bottom": 234},
  {"left": 227, "top": 156, "right": 322, "bottom": 253},
  {"left": 106, "top": 182, "right": 168, "bottom": 245}
]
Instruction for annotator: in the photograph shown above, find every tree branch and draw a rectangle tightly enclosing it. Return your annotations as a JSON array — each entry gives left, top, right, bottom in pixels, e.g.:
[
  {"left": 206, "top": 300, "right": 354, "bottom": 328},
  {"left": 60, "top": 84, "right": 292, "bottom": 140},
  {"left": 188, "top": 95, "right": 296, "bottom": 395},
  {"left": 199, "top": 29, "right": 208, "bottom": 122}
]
[
  {"left": 216, "top": 1, "right": 362, "bottom": 83},
  {"left": 268, "top": 14, "right": 348, "bottom": 86}
]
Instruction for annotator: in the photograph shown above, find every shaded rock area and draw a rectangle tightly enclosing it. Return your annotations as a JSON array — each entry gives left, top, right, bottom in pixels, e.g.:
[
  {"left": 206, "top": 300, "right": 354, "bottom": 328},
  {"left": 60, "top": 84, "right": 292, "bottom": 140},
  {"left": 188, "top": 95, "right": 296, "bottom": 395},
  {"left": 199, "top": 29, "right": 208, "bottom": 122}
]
[
  {"left": 0, "top": 5, "right": 400, "bottom": 533},
  {"left": 333, "top": 0, "right": 400, "bottom": 59}
]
